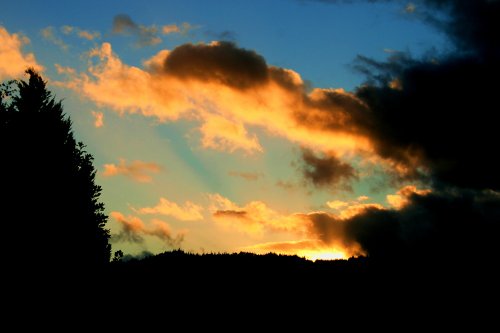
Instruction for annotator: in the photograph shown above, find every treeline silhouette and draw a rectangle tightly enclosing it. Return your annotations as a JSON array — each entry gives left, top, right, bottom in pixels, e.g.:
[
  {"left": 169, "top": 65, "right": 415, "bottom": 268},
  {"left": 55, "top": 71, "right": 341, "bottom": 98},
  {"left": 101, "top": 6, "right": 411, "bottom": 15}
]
[{"left": 1, "top": 69, "right": 110, "bottom": 274}]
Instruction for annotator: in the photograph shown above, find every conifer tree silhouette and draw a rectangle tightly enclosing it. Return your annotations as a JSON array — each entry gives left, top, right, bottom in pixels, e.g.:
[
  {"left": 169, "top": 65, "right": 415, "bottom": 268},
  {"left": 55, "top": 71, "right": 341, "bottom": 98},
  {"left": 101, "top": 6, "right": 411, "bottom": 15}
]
[{"left": 1, "top": 69, "right": 110, "bottom": 272}]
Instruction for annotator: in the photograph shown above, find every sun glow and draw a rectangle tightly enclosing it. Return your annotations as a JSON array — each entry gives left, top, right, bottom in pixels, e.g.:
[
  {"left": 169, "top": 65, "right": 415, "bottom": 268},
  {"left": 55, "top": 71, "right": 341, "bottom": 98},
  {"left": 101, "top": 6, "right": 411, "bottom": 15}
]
[{"left": 299, "top": 250, "right": 348, "bottom": 261}]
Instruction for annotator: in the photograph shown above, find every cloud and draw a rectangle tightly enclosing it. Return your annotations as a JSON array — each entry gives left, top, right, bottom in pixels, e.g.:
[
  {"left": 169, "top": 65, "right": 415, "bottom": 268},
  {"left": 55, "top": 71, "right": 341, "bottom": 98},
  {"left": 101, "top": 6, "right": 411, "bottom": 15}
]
[
  {"left": 161, "top": 41, "right": 269, "bottom": 89},
  {"left": 162, "top": 22, "right": 195, "bottom": 36},
  {"left": 135, "top": 197, "right": 204, "bottom": 221},
  {"left": 306, "top": 0, "right": 499, "bottom": 57},
  {"left": 162, "top": 25, "right": 180, "bottom": 35},
  {"left": 78, "top": 30, "right": 101, "bottom": 41},
  {"left": 55, "top": 64, "right": 76, "bottom": 75},
  {"left": 0, "top": 26, "right": 43, "bottom": 80},
  {"left": 296, "top": 0, "right": 500, "bottom": 190},
  {"left": 111, "top": 211, "right": 146, "bottom": 243},
  {"left": 228, "top": 171, "right": 263, "bottom": 181},
  {"left": 326, "top": 200, "right": 349, "bottom": 209},
  {"left": 102, "top": 158, "right": 162, "bottom": 182},
  {"left": 111, "top": 212, "right": 185, "bottom": 247},
  {"left": 147, "top": 219, "right": 186, "bottom": 248},
  {"left": 326, "top": 195, "right": 385, "bottom": 219},
  {"left": 61, "top": 41, "right": 373, "bottom": 157},
  {"left": 405, "top": 2, "right": 416, "bottom": 13},
  {"left": 92, "top": 111, "right": 104, "bottom": 128},
  {"left": 61, "top": 0, "right": 500, "bottom": 194},
  {"left": 61, "top": 25, "right": 74, "bottom": 35},
  {"left": 199, "top": 114, "right": 263, "bottom": 152},
  {"left": 41, "top": 26, "right": 69, "bottom": 51},
  {"left": 209, "top": 193, "right": 308, "bottom": 235},
  {"left": 61, "top": 25, "right": 101, "bottom": 40},
  {"left": 277, "top": 187, "right": 500, "bottom": 261},
  {"left": 112, "top": 14, "right": 161, "bottom": 46},
  {"left": 346, "top": 189, "right": 500, "bottom": 261},
  {"left": 354, "top": 58, "right": 500, "bottom": 190},
  {"left": 210, "top": 187, "right": 500, "bottom": 261},
  {"left": 276, "top": 180, "right": 297, "bottom": 192},
  {"left": 300, "top": 148, "right": 357, "bottom": 190},
  {"left": 386, "top": 185, "right": 431, "bottom": 209}
]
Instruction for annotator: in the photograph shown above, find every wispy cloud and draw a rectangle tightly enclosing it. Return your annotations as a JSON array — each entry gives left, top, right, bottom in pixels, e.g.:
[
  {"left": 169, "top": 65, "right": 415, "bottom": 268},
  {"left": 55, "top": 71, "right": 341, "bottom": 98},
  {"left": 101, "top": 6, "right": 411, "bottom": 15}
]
[
  {"left": 405, "top": 2, "right": 416, "bottom": 14},
  {"left": 111, "top": 212, "right": 185, "bottom": 247},
  {"left": 41, "top": 26, "right": 69, "bottom": 51},
  {"left": 162, "top": 22, "right": 195, "bottom": 36},
  {"left": 91, "top": 111, "right": 104, "bottom": 128},
  {"left": 228, "top": 171, "right": 263, "bottom": 181},
  {"left": 102, "top": 158, "right": 162, "bottom": 182},
  {"left": 0, "top": 26, "right": 43, "bottom": 80},
  {"left": 135, "top": 197, "right": 204, "bottom": 221},
  {"left": 112, "top": 14, "right": 161, "bottom": 46},
  {"left": 61, "top": 25, "right": 101, "bottom": 40}
]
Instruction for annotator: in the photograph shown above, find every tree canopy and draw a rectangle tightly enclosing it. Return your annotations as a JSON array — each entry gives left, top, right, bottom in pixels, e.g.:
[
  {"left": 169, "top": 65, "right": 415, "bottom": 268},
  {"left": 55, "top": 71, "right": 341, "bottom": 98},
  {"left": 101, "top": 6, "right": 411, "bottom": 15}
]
[{"left": 1, "top": 69, "right": 111, "bottom": 272}]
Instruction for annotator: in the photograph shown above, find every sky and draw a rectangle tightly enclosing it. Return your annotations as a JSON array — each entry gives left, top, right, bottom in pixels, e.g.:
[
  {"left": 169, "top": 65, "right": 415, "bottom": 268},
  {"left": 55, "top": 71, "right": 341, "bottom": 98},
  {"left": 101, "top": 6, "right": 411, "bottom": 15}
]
[{"left": 2, "top": 0, "right": 499, "bottom": 261}]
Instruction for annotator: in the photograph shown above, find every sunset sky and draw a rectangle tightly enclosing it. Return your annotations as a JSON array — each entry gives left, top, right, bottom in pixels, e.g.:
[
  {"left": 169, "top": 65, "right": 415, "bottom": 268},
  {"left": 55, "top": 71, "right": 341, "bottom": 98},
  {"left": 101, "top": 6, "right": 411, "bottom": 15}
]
[{"left": 2, "top": 0, "right": 498, "bottom": 260}]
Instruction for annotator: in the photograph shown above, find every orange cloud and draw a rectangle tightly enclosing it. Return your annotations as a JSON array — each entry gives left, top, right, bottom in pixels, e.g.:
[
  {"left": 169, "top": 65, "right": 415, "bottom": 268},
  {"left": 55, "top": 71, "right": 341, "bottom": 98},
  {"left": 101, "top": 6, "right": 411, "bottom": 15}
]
[
  {"left": 210, "top": 194, "right": 394, "bottom": 258},
  {"left": 336, "top": 203, "right": 385, "bottom": 219},
  {"left": 135, "top": 197, "right": 204, "bottom": 221},
  {"left": 162, "top": 23, "right": 194, "bottom": 35},
  {"left": 209, "top": 193, "right": 307, "bottom": 235},
  {"left": 326, "top": 196, "right": 384, "bottom": 219},
  {"left": 61, "top": 42, "right": 374, "bottom": 157},
  {"left": 386, "top": 185, "right": 432, "bottom": 209},
  {"left": 79, "top": 30, "right": 100, "bottom": 40},
  {"left": 111, "top": 211, "right": 146, "bottom": 243},
  {"left": 102, "top": 158, "right": 161, "bottom": 182},
  {"left": 326, "top": 200, "right": 349, "bottom": 210},
  {"left": 0, "top": 26, "right": 43, "bottom": 80},
  {"left": 55, "top": 64, "right": 76, "bottom": 75},
  {"left": 92, "top": 111, "right": 104, "bottom": 128},
  {"left": 111, "top": 212, "right": 185, "bottom": 247}
]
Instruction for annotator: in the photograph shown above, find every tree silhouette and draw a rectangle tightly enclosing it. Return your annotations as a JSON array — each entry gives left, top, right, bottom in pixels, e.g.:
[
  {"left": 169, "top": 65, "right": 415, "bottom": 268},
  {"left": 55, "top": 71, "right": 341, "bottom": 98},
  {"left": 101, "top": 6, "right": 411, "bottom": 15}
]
[{"left": 1, "top": 69, "right": 110, "bottom": 272}]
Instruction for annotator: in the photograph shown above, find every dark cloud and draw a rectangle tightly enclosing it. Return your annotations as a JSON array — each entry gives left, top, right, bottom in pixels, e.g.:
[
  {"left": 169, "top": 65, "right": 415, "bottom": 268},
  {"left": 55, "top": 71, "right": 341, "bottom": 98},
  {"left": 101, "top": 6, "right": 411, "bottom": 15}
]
[
  {"left": 306, "top": 212, "right": 359, "bottom": 249},
  {"left": 300, "top": 148, "right": 357, "bottom": 189},
  {"left": 354, "top": 54, "right": 500, "bottom": 189},
  {"left": 160, "top": 41, "right": 269, "bottom": 89},
  {"left": 287, "top": 0, "right": 500, "bottom": 263},
  {"left": 301, "top": 0, "right": 500, "bottom": 191},
  {"left": 417, "top": 0, "right": 500, "bottom": 58},
  {"left": 112, "top": 230, "right": 144, "bottom": 244},
  {"left": 112, "top": 14, "right": 161, "bottom": 46},
  {"left": 213, "top": 210, "right": 248, "bottom": 219},
  {"left": 303, "top": 190, "right": 500, "bottom": 261}
]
